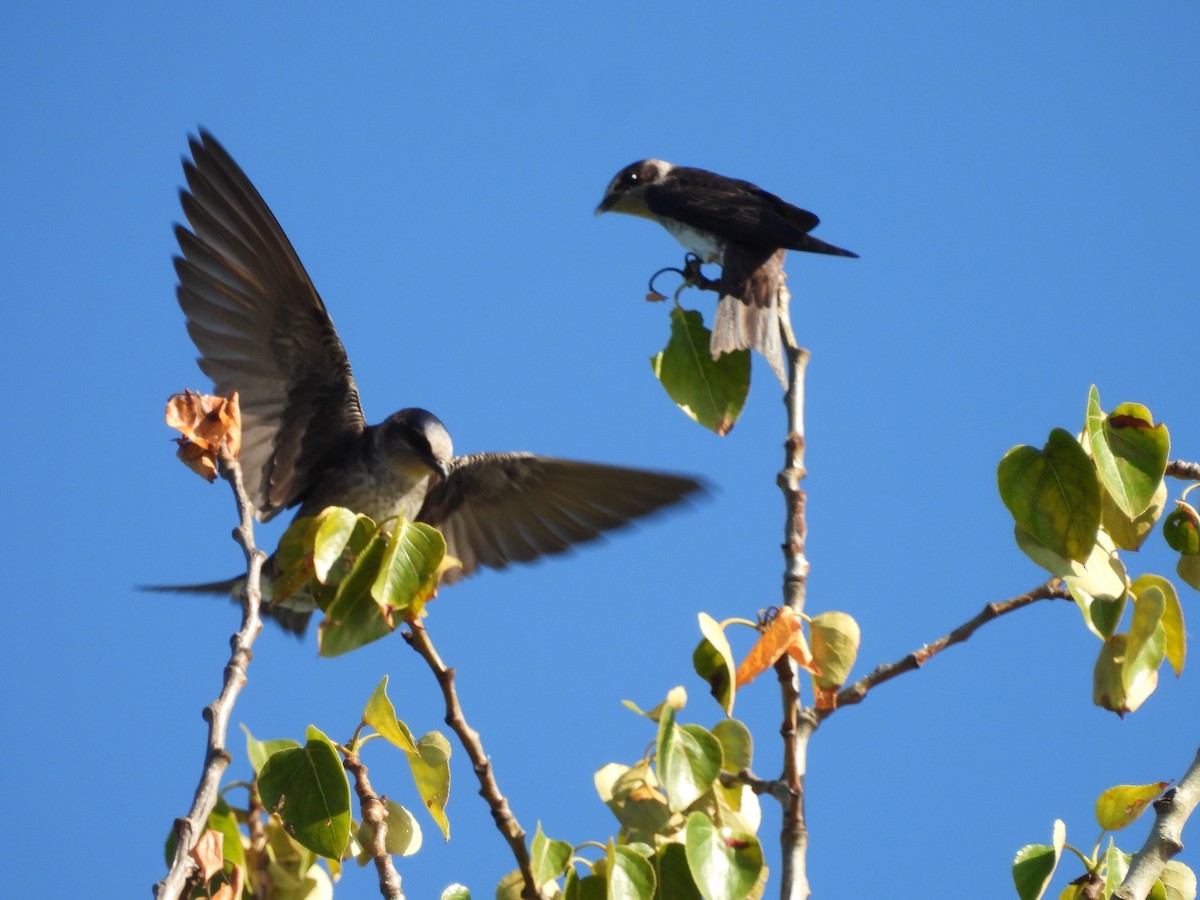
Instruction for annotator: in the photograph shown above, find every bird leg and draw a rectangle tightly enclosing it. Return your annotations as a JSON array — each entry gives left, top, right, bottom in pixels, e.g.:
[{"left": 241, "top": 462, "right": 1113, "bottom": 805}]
[{"left": 679, "top": 253, "right": 722, "bottom": 293}]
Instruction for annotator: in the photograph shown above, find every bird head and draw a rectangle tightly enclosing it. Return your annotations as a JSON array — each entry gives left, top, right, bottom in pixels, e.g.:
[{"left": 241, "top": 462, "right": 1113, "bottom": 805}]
[
  {"left": 595, "top": 159, "right": 673, "bottom": 219},
  {"left": 376, "top": 408, "right": 454, "bottom": 479}
]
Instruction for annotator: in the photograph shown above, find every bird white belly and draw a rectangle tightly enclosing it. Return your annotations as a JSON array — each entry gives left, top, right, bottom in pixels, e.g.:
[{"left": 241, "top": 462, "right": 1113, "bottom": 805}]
[{"left": 661, "top": 220, "right": 725, "bottom": 264}]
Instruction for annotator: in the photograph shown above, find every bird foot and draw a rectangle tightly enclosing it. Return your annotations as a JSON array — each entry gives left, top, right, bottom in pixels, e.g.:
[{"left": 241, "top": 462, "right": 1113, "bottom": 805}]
[{"left": 680, "top": 253, "right": 721, "bottom": 293}]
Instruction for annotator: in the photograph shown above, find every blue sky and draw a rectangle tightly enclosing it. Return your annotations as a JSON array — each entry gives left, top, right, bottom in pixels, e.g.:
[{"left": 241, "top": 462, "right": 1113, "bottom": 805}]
[{"left": 3, "top": 3, "right": 1198, "bottom": 898}]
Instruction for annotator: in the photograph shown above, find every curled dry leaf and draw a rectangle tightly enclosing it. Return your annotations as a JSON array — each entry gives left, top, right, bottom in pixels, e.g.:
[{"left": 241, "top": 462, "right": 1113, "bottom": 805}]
[
  {"left": 165, "top": 390, "right": 242, "bottom": 481},
  {"left": 735, "top": 607, "right": 820, "bottom": 688}
]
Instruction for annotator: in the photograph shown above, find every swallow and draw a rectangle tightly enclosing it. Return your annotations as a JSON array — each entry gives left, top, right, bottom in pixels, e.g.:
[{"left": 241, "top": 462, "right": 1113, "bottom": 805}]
[
  {"left": 155, "top": 131, "right": 704, "bottom": 634},
  {"left": 596, "top": 160, "right": 857, "bottom": 385}
]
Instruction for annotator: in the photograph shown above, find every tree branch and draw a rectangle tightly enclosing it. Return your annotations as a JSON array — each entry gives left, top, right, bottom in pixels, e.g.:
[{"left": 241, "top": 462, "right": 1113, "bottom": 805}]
[
  {"left": 403, "top": 620, "right": 545, "bottom": 900},
  {"left": 776, "top": 282, "right": 813, "bottom": 900},
  {"left": 1113, "top": 745, "right": 1200, "bottom": 900},
  {"left": 156, "top": 450, "right": 266, "bottom": 899},
  {"left": 344, "top": 751, "right": 406, "bottom": 899},
  {"left": 822, "top": 579, "right": 1072, "bottom": 719},
  {"left": 1167, "top": 459, "right": 1200, "bottom": 481}
]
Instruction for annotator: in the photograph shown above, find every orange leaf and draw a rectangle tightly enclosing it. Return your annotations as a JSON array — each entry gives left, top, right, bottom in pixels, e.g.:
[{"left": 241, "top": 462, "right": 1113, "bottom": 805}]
[
  {"left": 736, "top": 607, "right": 801, "bottom": 688},
  {"left": 786, "top": 627, "right": 821, "bottom": 676}
]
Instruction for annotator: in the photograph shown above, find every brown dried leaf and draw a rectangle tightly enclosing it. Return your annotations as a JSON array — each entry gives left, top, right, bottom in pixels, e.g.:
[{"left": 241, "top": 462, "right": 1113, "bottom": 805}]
[
  {"left": 166, "top": 390, "right": 242, "bottom": 480},
  {"left": 190, "top": 828, "right": 225, "bottom": 881},
  {"left": 175, "top": 440, "right": 218, "bottom": 482}
]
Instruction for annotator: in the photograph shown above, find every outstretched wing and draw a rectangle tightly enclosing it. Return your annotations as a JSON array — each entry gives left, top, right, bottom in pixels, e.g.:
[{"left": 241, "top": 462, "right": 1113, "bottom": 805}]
[
  {"left": 417, "top": 454, "right": 705, "bottom": 581},
  {"left": 647, "top": 167, "right": 854, "bottom": 256},
  {"left": 174, "top": 130, "right": 366, "bottom": 518}
]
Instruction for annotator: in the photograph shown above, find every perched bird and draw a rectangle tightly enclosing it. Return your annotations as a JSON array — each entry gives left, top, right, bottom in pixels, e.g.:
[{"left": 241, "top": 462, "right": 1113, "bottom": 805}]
[
  {"left": 596, "top": 160, "right": 857, "bottom": 385},
  {"left": 159, "top": 131, "right": 704, "bottom": 634}
]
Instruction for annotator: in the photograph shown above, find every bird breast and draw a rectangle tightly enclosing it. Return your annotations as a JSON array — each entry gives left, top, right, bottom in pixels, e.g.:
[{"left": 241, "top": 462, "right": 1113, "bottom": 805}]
[
  {"left": 660, "top": 219, "right": 726, "bottom": 265},
  {"left": 297, "top": 456, "right": 433, "bottom": 524}
]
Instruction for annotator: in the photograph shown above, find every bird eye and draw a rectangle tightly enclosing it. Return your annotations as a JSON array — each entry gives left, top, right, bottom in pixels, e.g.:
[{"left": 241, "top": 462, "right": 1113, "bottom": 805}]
[{"left": 622, "top": 170, "right": 639, "bottom": 186}]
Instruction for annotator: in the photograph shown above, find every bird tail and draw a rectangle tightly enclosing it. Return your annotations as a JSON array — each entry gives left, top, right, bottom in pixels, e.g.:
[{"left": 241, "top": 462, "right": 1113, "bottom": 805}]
[
  {"left": 139, "top": 578, "right": 312, "bottom": 636},
  {"left": 795, "top": 234, "right": 858, "bottom": 258},
  {"left": 711, "top": 249, "right": 788, "bottom": 386}
]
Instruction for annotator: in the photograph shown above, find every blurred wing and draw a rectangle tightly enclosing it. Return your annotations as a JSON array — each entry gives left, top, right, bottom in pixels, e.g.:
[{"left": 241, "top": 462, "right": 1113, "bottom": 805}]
[
  {"left": 646, "top": 167, "right": 823, "bottom": 249},
  {"left": 174, "top": 130, "right": 366, "bottom": 518},
  {"left": 417, "top": 454, "right": 705, "bottom": 581}
]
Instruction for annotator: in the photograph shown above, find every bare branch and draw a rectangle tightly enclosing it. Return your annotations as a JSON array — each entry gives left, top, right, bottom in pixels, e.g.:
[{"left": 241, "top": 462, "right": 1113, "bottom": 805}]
[
  {"left": 156, "top": 449, "right": 266, "bottom": 899},
  {"left": 404, "top": 620, "right": 546, "bottom": 900},
  {"left": 823, "top": 580, "right": 1072, "bottom": 719},
  {"left": 344, "top": 751, "right": 406, "bottom": 899},
  {"left": 775, "top": 282, "right": 813, "bottom": 900},
  {"left": 1113, "top": 745, "right": 1200, "bottom": 900},
  {"left": 1167, "top": 459, "right": 1200, "bottom": 481}
]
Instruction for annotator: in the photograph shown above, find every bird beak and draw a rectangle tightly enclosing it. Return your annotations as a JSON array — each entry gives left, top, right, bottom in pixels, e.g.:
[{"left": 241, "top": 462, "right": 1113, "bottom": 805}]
[{"left": 594, "top": 195, "right": 613, "bottom": 216}]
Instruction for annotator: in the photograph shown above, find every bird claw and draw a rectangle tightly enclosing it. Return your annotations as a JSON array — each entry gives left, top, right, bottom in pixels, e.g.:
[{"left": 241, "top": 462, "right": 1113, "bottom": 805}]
[{"left": 646, "top": 254, "right": 721, "bottom": 303}]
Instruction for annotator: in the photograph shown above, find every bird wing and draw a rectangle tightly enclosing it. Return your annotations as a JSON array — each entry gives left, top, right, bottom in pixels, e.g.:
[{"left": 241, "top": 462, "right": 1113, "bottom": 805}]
[
  {"left": 174, "top": 130, "right": 366, "bottom": 519},
  {"left": 417, "top": 454, "right": 704, "bottom": 581},
  {"left": 646, "top": 167, "right": 822, "bottom": 249}
]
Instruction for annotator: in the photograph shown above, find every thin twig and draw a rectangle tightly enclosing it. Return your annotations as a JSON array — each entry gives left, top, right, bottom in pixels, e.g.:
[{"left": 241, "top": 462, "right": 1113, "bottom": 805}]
[
  {"left": 403, "top": 620, "right": 545, "bottom": 900},
  {"left": 1113, "top": 745, "right": 1200, "bottom": 900},
  {"left": 156, "top": 449, "right": 266, "bottom": 899},
  {"left": 822, "top": 580, "right": 1072, "bottom": 719},
  {"left": 344, "top": 751, "right": 406, "bottom": 899}
]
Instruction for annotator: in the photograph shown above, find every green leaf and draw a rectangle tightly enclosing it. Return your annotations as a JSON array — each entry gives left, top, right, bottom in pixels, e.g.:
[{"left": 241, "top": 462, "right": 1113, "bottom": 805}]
[
  {"left": 657, "top": 706, "right": 723, "bottom": 812},
  {"left": 999, "top": 429, "right": 1101, "bottom": 562},
  {"left": 1178, "top": 554, "right": 1200, "bottom": 592},
  {"left": 440, "top": 884, "right": 471, "bottom": 900},
  {"left": 711, "top": 719, "right": 752, "bottom": 774},
  {"left": 1011, "top": 819, "right": 1065, "bottom": 900},
  {"left": 1085, "top": 387, "right": 1170, "bottom": 518},
  {"left": 693, "top": 614, "right": 737, "bottom": 715},
  {"left": 257, "top": 726, "right": 352, "bottom": 860},
  {"left": 654, "top": 842, "right": 704, "bottom": 900},
  {"left": 318, "top": 534, "right": 392, "bottom": 657},
  {"left": 650, "top": 306, "right": 750, "bottom": 436},
  {"left": 531, "top": 822, "right": 572, "bottom": 888},
  {"left": 595, "top": 762, "right": 674, "bottom": 842},
  {"left": 363, "top": 676, "right": 419, "bottom": 754},
  {"left": 1014, "top": 524, "right": 1127, "bottom": 611},
  {"left": 683, "top": 812, "right": 764, "bottom": 900},
  {"left": 310, "top": 507, "right": 371, "bottom": 582},
  {"left": 357, "top": 798, "right": 422, "bottom": 857},
  {"left": 1132, "top": 574, "right": 1186, "bottom": 676},
  {"left": 1103, "top": 480, "right": 1167, "bottom": 551},
  {"left": 808, "top": 611, "right": 860, "bottom": 690},
  {"left": 1095, "top": 782, "right": 1169, "bottom": 831},
  {"left": 1159, "top": 860, "right": 1198, "bottom": 900},
  {"left": 408, "top": 731, "right": 452, "bottom": 840},
  {"left": 371, "top": 518, "right": 446, "bottom": 617},
  {"left": 1164, "top": 503, "right": 1200, "bottom": 555},
  {"left": 1105, "top": 842, "right": 1131, "bottom": 895},
  {"left": 242, "top": 724, "right": 301, "bottom": 775},
  {"left": 608, "top": 839, "right": 657, "bottom": 900},
  {"left": 564, "top": 869, "right": 608, "bottom": 900},
  {"left": 1125, "top": 584, "right": 1167, "bottom": 701}
]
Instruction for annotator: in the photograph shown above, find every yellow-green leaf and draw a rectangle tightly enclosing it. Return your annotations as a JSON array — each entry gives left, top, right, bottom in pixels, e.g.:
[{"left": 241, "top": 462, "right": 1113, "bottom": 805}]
[
  {"left": 694, "top": 613, "right": 737, "bottom": 715},
  {"left": 999, "top": 429, "right": 1101, "bottom": 562},
  {"left": 1132, "top": 575, "right": 1186, "bottom": 677},
  {"left": 809, "top": 611, "right": 860, "bottom": 690},
  {"left": 1085, "top": 387, "right": 1169, "bottom": 518},
  {"left": 1095, "top": 782, "right": 1169, "bottom": 831},
  {"left": 363, "top": 676, "right": 419, "bottom": 754}
]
